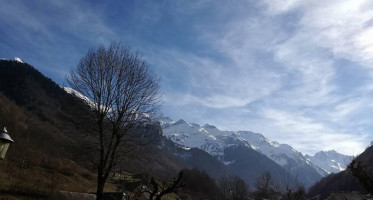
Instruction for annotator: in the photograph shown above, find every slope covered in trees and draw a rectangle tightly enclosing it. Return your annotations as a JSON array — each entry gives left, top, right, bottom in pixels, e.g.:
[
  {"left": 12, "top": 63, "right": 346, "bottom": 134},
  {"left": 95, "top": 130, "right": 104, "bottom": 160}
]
[
  {"left": 308, "top": 146, "right": 373, "bottom": 198},
  {"left": 0, "top": 60, "right": 233, "bottom": 199},
  {"left": 2, "top": 59, "right": 336, "bottom": 200}
]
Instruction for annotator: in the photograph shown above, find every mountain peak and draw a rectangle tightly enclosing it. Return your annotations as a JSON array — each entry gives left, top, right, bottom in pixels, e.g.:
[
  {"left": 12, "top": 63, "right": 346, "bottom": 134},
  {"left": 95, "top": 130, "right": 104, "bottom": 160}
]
[
  {"left": 314, "top": 150, "right": 342, "bottom": 158},
  {"left": 191, "top": 123, "right": 200, "bottom": 127},
  {"left": 174, "top": 119, "right": 189, "bottom": 126},
  {"left": 202, "top": 123, "right": 217, "bottom": 129},
  {"left": 325, "top": 150, "right": 338, "bottom": 154},
  {"left": 307, "top": 150, "right": 353, "bottom": 174},
  {"left": 160, "top": 116, "right": 173, "bottom": 123}
]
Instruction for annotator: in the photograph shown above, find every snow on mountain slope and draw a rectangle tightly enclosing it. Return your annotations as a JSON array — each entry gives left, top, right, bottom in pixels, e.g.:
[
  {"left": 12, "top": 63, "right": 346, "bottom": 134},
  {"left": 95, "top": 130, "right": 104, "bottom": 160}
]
[
  {"left": 155, "top": 115, "right": 174, "bottom": 127},
  {"left": 163, "top": 119, "right": 225, "bottom": 156},
  {"left": 0, "top": 57, "right": 24, "bottom": 63},
  {"left": 63, "top": 87, "right": 94, "bottom": 107},
  {"left": 161, "top": 118, "right": 328, "bottom": 179},
  {"left": 305, "top": 150, "right": 353, "bottom": 174},
  {"left": 63, "top": 87, "right": 156, "bottom": 125},
  {"left": 236, "top": 131, "right": 309, "bottom": 168}
]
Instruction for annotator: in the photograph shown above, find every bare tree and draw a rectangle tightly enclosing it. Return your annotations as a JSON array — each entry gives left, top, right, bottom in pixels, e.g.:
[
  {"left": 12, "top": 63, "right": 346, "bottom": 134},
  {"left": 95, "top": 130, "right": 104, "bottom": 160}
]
[
  {"left": 67, "top": 42, "right": 160, "bottom": 200},
  {"left": 253, "top": 172, "right": 279, "bottom": 200},
  {"left": 219, "top": 176, "right": 231, "bottom": 199},
  {"left": 231, "top": 176, "right": 248, "bottom": 200},
  {"left": 218, "top": 175, "right": 248, "bottom": 200},
  {"left": 278, "top": 181, "right": 305, "bottom": 200},
  {"left": 121, "top": 172, "right": 184, "bottom": 200},
  {"left": 148, "top": 171, "right": 184, "bottom": 200},
  {"left": 276, "top": 174, "right": 306, "bottom": 200}
]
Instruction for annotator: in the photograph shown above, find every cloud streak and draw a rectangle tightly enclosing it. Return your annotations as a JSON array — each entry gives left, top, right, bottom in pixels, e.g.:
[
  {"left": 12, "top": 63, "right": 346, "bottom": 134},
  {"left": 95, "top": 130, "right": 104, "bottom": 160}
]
[{"left": 1, "top": 0, "right": 373, "bottom": 155}]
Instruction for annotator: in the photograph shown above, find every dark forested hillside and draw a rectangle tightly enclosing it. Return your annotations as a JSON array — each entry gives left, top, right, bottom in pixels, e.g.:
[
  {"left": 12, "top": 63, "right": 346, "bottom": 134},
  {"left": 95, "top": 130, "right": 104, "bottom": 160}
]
[
  {"left": 308, "top": 146, "right": 373, "bottom": 198},
  {"left": 0, "top": 60, "right": 82, "bottom": 124},
  {"left": 1, "top": 59, "right": 325, "bottom": 200},
  {"left": 0, "top": 60, "right": 231, "bottom": 199},
  {"left": 0, "top": 90, "right": 98, "bottom": 197}
]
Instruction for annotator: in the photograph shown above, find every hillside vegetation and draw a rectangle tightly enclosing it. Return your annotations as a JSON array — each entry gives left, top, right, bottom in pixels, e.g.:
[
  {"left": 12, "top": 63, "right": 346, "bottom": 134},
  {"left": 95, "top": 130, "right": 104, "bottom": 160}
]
[{"left": 0, "top": 60, "right": 226, "bottom": 199}]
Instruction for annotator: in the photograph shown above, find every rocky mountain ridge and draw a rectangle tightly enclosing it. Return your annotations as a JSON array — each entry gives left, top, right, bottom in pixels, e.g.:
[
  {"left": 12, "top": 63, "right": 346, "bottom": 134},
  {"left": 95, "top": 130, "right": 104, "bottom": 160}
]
[{"left": 160, "top": 117, "right": 352, "bottom": 185}]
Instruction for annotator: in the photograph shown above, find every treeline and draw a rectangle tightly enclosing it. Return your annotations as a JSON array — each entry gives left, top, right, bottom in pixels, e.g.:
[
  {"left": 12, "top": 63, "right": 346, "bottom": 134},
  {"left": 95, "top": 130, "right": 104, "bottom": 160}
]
[{"left": 114, "top": 168, "right": 307, "bottom": 200}]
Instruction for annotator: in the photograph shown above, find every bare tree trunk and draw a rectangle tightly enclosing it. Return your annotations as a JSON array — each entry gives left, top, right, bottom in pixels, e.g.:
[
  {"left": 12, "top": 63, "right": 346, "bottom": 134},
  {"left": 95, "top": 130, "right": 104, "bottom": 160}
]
[{"left": 96, "top": 177, "right": 105, "bottom": 200}]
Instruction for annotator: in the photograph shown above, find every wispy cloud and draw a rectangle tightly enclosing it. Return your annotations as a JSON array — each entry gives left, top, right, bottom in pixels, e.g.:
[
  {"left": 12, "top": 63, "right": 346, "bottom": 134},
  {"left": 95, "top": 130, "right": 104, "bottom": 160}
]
[
  {"left": 117, "top": 0, "right": 373, "bottom": 155},
  {"left": 144, "top": 46, "right": 282, "bottom": 109},
  {"left": 260, "top": 107, "right": 368, "bottom": 155},
  {"left": 1, "top": 0, "right": 373, "bottom": 155},
  {"left": 251, "top": 0, "right": 373, "bottom": 154},
  {"left": 0, "top": 0, "right": 117, "bottom": 82}
]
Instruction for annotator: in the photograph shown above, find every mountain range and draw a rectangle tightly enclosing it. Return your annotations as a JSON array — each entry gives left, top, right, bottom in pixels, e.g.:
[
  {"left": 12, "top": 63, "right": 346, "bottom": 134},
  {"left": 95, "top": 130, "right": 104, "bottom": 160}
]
[
  {"left": 305, "top": 150, "right": 353, "bottom": 174},
  {"left": 0, "top": 58, "right": 357, "bottom": 195},
  {"left": 159, "top": 116, "right": 352, "bottom": 187},
  {"left": 63, "top": 77, "right": 352, "bottom": 187}
]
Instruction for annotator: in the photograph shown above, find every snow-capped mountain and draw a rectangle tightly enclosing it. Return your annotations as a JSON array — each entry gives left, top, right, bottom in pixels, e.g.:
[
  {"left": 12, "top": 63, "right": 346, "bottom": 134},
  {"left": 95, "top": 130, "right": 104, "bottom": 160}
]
[
  {"left": 161, "top": 118, "right": 328, "bottom": 187},
  {"left": 162, "top": 119, "right": 224, "bottom": 156},
  {"left": 155, "top": 115, "right": 174, "bottom": 127},
  {"left": 305, "top": 150, "right": 353, "bottom": 174},
  {"left": 60, "top": 85, "right": 349, "bottom": 186}
]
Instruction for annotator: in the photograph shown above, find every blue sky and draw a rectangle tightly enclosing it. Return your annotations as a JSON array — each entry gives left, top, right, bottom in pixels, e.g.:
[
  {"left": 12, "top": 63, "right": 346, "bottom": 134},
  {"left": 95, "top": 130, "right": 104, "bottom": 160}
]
[{"left": 1, "top": 0, "right": 373, "bottom": 155}]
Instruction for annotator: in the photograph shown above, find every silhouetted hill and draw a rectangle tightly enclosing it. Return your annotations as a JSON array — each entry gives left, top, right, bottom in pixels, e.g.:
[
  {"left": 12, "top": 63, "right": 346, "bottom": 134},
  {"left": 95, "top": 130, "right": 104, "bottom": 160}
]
[
  {"left": 308, "top": 146, "right": 373, "bottom": 198},
  {"left": 0, "top": 59, "right": 230, "bottom": 199},
  {"left": 0, "top": 91, "right": 98, "bottom": 196},
  {"left": 0, "top": 60, "right": 82, "bottom": 124}
]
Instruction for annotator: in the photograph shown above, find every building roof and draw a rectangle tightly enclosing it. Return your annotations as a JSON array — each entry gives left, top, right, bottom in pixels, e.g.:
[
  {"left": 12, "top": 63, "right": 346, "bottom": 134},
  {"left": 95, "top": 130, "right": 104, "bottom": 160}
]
[{"left": 0, "top": 127, "right": 14, "bottom": 143}]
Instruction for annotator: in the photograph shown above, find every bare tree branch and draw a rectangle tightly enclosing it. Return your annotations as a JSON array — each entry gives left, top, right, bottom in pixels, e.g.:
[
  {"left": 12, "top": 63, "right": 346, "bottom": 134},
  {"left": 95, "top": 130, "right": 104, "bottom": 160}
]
[
  {"left": 149, "top": 171, "right": 184, "bottom": 200},
  {"left": 67, "top": 42, "right": 160, "bottom": 200}
]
